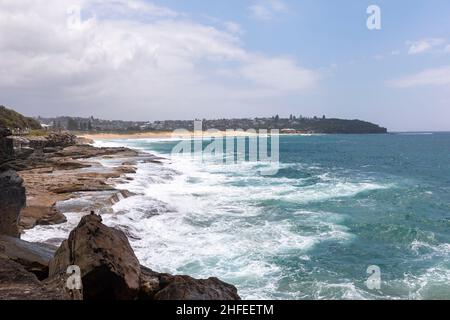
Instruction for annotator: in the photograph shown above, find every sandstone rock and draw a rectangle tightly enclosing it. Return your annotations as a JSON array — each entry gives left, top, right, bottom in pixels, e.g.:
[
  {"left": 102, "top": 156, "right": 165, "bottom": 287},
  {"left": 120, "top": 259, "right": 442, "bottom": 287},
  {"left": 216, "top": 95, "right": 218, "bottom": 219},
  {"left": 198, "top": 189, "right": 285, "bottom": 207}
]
[
  {"left": 49, "top": 214, "right": 141, "bottom": 300},
  {"left": 54, "top": 145, "right": 138, "bottom": 159},
  {"left": 49, "top": 158, "right": 90, "bottom": 170},
  {"left": 138, "top": 266, "right": 162, "bottom": 300},
  {"left": 0, "top": 170, "right": 26, "bottom": 237},
  {"left": 20, "top": 204, "right": 67, "bottom": 230},
  {"left": 154, "top": 275, "right": 241, "bottom": 300},
  {"left": 45, "top": 132, "right": 77, "bottom": 148},
  {"left": 138, "top": 266, "right": 242, "bottom": 301},
  {"left": 18, "top": 149, "right": 137, "bottom": 231},
  {"left": 0, "top": 127, "right": 14, "bottom": 169},
  {"left": 0, "top": 235, "right": 55, "bottom": 280},
  {"left": 43, "top": 147, "right": 59, "bottom": 153},
  {"left": 9, "top": 133, "right": 77, "bottom": 162},
  {"left": 75, "top": 137, "right": 94, "bottom": 145},
  {"left": 0, "top": 127, "right": 11, "bottom": 137},
  {"left": 15, "top": 147, "right": 34, "bottom": 159},
  {"left": 10, "top": 135, "right": 29, "bottom": 149},
  {"left": 117, "top": 165, "right": 137, "bottom": 174},
  {"left": 49, "top": 183, "right": 115, "bottom": 194},
  {"left": 27, "top": 136, "right": 47, "bottom": 150},
  {"left": 0, "top": 255, "right": 80, "bottom": 300}
]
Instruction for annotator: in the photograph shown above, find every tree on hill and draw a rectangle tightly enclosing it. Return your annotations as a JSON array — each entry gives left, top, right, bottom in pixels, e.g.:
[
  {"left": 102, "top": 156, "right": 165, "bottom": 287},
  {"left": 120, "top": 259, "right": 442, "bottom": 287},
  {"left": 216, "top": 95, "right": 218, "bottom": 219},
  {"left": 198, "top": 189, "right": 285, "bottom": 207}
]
[{"left": 67, "top": 118, "right": 79, "bottom": 131}]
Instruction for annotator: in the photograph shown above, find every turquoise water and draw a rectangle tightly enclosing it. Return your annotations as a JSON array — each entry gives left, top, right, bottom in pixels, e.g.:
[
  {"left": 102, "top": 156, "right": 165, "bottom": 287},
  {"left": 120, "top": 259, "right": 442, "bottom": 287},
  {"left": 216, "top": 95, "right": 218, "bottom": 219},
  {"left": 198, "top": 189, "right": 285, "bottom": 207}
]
[{"left": 94, "top": 134, "right": 450, "bottom": 299}]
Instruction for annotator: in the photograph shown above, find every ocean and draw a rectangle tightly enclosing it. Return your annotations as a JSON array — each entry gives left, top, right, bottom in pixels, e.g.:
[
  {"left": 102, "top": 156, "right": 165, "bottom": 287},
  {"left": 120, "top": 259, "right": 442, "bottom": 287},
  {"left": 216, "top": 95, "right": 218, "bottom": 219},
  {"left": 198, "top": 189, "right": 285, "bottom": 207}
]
[{"left": 23, "top": 133, "right": 450, "bottom": 300}]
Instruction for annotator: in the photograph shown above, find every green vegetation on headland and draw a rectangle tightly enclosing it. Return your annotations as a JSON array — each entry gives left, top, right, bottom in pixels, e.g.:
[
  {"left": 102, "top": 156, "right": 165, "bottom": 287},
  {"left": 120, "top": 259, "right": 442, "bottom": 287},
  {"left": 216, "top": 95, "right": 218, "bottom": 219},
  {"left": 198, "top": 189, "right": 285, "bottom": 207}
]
[
  {"left": 40, "top": 114, "right": 388, "bottom": 134},
  {"left": 0, "top": 106, "right": 42, "bottom": 132},
  {"left": 0, "top": 105, "right": 387, "bottom": 135}
]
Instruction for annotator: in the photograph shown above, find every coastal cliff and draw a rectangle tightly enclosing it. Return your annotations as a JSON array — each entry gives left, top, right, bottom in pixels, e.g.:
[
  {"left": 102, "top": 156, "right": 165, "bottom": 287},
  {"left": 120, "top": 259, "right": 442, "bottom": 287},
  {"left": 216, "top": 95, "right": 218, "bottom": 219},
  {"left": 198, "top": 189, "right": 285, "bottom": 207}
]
[
  {"left": 0, "top": 171, "right": 26, "bottom": 237},
  {"left": 0, "top": 128, "right": 26, "bottom": 237},
  {"left": 0, "top": 126, "right": 240, "bottom": 300}
]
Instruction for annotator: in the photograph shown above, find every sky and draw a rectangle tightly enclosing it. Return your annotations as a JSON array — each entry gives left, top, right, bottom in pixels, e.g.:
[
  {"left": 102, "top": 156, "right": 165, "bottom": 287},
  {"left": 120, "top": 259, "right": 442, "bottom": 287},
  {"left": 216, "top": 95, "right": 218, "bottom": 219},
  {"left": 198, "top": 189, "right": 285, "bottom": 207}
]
[{"left": 0, "top": 0, "right": 449, "bottom": 131}]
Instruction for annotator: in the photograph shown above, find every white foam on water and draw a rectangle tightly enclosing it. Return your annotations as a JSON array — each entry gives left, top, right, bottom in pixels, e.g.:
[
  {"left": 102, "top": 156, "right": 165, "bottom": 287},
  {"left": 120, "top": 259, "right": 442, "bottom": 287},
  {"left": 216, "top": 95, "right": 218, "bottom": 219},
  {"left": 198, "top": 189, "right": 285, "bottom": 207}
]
[
  {"left": 312, "top": 282, "right": 373, "bottom": 300},
  {"left": 410, "top": 240, "right": 450, "bottom": 258},
  {"left": 22, "top": 212, "right": 88, "bottom": 245},
  {"left": 97, "top": 142, "right": 377, "bottom": 299},
  {"left": 22, "top": 137, "right": 392, "bottom": 299},
  {"left": 386, "top": 266, "right": 450, "bottom": 300}
]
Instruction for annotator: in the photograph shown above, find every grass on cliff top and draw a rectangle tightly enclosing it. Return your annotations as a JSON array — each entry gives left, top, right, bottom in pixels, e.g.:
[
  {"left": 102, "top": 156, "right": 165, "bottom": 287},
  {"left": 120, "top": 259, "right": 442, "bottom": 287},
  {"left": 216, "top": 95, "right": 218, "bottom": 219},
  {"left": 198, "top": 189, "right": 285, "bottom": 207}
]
[
  {"left": 26, "top": 129, "right": 49, "bottom": 137},
  {"left": 0, "top": 105, "right": 42, "bottom": 131}
]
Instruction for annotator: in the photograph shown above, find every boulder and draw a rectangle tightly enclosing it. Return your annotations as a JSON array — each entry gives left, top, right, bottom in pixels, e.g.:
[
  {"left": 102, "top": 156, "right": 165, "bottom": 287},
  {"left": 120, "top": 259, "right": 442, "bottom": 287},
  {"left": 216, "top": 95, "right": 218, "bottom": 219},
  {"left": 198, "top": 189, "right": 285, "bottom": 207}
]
[
  {"left": 138, "top": 266, "right": 240, "bottom": 300},
  {"left": 20, "top": 203, "right": 67, "bottom": 230},
  {"left": 27, "top": 136, "right": 47, "bottom": 152},
  {"left": 138, "top": 266, "right": 162, "bottom": 300},
  {"left": 47, "top": 214, "right": 240, "bottom": 300},
  {"left": 49, "top": 214, "right": 141, "bottom": 300},
  {"left": 0, "top": 255, "right": 80, "bottom": 300},
  {"left": 75, "top": 137, "right": 94, "bottom": 145},
  {"left": 45, "top": 132, "right": 77, "bottom": 148},
  {"left": 0, "top": 235, "right": 56, "bottom": 280},
  {"left": 0, "top": 170, "right": 26, "bottom": 237},
  {"left": 0, "top": 127, "right": 11, "bottom": 138},
  {"left": 154, "top": 275, "right": 241, "bottom": 300}
]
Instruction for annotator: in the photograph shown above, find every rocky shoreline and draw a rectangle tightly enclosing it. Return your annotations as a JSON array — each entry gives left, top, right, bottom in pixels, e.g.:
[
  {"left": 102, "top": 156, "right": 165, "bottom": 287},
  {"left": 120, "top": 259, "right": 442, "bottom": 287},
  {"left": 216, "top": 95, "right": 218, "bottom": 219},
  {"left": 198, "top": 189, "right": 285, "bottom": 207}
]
[{"left": 0, "top": 130, "right": 240, "bottom": 300}]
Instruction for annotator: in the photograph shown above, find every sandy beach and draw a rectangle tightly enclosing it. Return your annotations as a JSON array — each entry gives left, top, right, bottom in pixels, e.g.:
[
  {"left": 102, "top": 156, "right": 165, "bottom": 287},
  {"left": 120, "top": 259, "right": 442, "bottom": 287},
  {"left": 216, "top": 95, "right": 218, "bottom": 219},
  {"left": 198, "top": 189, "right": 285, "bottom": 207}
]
[{"left": 79, "top": 130, "right": 267, "bottom": 140}]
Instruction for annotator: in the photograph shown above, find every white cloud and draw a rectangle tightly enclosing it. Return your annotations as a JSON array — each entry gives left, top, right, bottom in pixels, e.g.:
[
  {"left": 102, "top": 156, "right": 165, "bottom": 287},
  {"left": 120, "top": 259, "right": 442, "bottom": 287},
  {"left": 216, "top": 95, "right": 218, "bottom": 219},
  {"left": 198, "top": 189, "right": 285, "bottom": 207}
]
[
  {"left": 388, "top": 65, "right": 450, "bottom": 88},
  {"left": 248, "top": 0, "right": 287, "bottom": 21},
  {"left": 0, "top": 0, "right": 319, "bottom": 119},
  {"left": 86, "top": 0, "right": 180, "bottom": 18},
  {"left": 224, "top": 21, "right": 243, "bottom": 35},
  {"left": 407, "top": 38, "right": 446, "bottom": 55},
  {"left": 239, "top": 56, "right": 320, "bottom": 92}
]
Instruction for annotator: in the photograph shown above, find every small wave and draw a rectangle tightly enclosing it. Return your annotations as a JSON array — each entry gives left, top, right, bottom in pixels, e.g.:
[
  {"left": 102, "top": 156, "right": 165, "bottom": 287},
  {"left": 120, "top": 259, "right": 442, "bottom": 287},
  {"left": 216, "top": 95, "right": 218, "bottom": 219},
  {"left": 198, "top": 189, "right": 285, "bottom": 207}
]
[
  {"left": 23, "top": 137, "right": 413, "bottom": 300},
  {"left": 22, "top": 212, "right": 87, "bottom": 245},
  {"left": 410, "top": 240, "right": 450, "bottom": 258},
  {"left": 391, "top": 267, "right": 450, "bottom": 300}
]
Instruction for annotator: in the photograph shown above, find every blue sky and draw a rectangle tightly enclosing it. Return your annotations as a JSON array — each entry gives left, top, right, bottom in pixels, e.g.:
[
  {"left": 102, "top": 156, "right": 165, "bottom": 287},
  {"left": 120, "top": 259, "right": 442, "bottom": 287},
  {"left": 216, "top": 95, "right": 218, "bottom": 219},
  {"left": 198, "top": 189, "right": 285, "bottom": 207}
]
[
  {"left": 149, "top": 0, "right": 450, "bottom": 131},
  {"left": 1, "top": 0, "right": 449, "bottom": 131}
]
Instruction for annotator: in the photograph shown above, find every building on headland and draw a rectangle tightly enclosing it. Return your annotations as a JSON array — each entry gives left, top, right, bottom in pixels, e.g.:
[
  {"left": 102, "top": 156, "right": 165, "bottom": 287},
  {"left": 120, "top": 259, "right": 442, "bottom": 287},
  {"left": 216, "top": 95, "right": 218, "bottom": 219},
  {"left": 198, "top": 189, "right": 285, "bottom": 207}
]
[{"left": 36, "top": 116, "right": 388, "bottom": 134}]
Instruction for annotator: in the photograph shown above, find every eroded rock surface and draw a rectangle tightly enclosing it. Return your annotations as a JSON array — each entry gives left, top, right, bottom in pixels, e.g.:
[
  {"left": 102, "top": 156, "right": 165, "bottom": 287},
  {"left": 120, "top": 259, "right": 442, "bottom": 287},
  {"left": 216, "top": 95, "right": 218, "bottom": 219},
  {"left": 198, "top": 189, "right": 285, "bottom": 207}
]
[
  {"left": 0, "top": 127, "right": 14, "bottom": 168},
  {"left": 0, "top": 235, "right": 55, "bottom": 280},
  {"left": 0, "top": 255, "right": 80, "bottom": 300},
  {"left": 0, "top": 170, "right": 26, "bottom": 237},
  {"left": 49, "top": 214, "right": 141, "bottom": 300},
  {"left": 139, "top": 266, "right": 241, "bottom": 300},
  {"left": 48, "top": 215, "right": 241, "bottom": 300}
]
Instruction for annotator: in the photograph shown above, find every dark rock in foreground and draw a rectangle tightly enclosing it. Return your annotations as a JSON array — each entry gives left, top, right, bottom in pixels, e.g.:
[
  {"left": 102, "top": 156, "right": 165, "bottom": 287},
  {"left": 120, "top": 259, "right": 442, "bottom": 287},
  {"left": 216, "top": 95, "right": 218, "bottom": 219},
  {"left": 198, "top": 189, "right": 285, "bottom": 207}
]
[
  {"left": 0, "top": 170, "right": 26, "bottom": 237},
  {"left": 139, "top": 266, "right": 240, "bottom": 300},
  {"left": 0, "top": 255, "right": 80, "bottom": 300},
  {"left": 1, "top": 214, "right": 241, "bottom": 300},
  {"left": 47, "top": 214, "right": 240, "bottom": 300},
  {"left": 49, "top": 214, "right": 141, "bottom": 300},
  {"left": 0, "top": 127, "right": 14, "bottom": 168},
  {"left": 0, "top": 235, "right": 55, "bottom": 280},
  {"left": 155, "top": 276, "right": 240, "bottom": 300}
]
